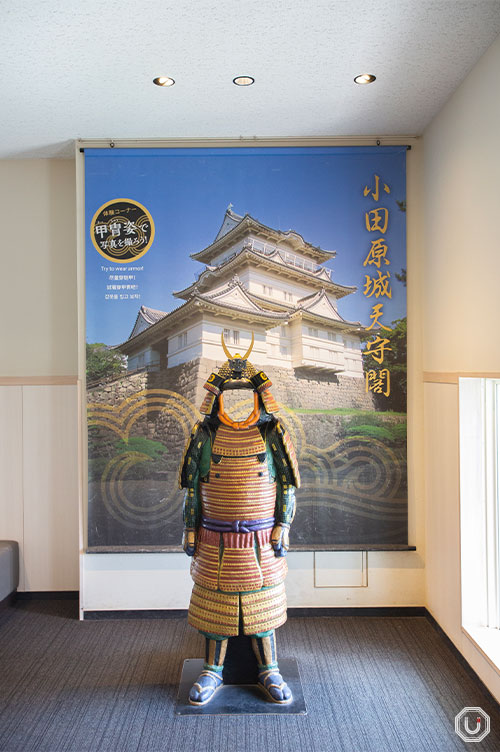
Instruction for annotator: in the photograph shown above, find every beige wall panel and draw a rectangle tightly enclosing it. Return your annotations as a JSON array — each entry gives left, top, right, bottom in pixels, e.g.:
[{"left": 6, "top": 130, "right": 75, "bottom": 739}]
[
  {"left": 22, "top": 385, "right": 79, "bottom": 590},
  {"left": 423, "top": 383, "right": 461, "bottom": 644},
  {"left": 421, "top": 34, "right": 500, "bottom": 700},
  {"left": 422, "top": 35, "right": 500, "bottom": 373},
  {"left": 0, "top": 159, "right": 77, "bottom": 378},
  {"left": 0, "top": 386, "right": 24, "bottom": 590}
]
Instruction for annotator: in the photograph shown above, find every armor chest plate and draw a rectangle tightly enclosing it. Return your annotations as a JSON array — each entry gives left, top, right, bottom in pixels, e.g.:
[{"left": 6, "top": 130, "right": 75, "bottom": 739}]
[{"left": 200, "top": 425, "right": 276, "bottom": 521}]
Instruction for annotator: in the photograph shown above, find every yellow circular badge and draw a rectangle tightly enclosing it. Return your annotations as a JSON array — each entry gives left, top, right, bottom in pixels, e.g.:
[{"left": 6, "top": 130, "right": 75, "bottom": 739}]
[{"left": 90, "top": 198, "right": 155, "bottom": 263}]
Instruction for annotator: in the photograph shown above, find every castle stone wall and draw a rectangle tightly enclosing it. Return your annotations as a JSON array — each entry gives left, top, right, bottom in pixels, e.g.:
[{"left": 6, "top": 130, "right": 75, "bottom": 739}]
[
  {"left": 87, "top": 358, "right": 375, "bottom": 413},
  {"left": 264, "top": 365, "right": 375, "bottom": 411}
]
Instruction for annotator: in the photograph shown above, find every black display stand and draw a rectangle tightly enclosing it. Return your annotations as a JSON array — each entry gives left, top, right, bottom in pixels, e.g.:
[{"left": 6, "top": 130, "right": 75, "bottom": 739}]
[{"left": 175, "top": 643, "right": 306, "bottom": 716}]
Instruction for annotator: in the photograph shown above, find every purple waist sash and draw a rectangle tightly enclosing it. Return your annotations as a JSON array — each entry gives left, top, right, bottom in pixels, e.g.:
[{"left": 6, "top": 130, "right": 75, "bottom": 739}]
[{"left": 201, "top": 516, "right": 275, "bottom": 533}]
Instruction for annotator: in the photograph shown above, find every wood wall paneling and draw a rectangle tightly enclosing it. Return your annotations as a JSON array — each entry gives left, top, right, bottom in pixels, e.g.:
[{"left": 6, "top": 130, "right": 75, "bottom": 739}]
[
  {"left": 22, "top": 385, "right": 79, "bottom": 591},
  {"left": 0, "top": 386, "right": 24, "bottom": 590}
]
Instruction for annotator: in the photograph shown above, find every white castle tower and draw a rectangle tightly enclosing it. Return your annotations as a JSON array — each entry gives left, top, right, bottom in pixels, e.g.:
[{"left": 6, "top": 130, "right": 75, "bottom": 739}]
[{"left": 120, "top": 206, "right": 364, "bottom": 377}]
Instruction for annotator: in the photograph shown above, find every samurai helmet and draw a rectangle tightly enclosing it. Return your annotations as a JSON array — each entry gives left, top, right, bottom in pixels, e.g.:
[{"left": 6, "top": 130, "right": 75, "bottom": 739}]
[{"left": 199, "top": 331, "right": 279, "bottom": 416}]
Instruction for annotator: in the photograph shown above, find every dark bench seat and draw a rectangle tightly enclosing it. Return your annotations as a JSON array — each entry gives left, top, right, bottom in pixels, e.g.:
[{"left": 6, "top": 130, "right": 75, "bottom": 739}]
[{"left": 0, "top": 541, "right": 19, "bottom": 603}]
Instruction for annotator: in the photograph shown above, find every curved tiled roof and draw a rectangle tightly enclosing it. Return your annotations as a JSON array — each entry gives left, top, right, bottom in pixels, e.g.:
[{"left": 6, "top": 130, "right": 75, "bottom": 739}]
[
  {"left": 120, "top": 280, "right": 290, "bottom": 351},
  {"left": 191, "top": 209, "right": 334, "bottom": 264},
  {"left": 140, "top": 305, "right": 168, "bottom": 324},
  {"left": 128, "top": 304, "right": 168, "bottom": 339},
  {"left": 174, "top": 248, "right": 355, "bottom": 300}
]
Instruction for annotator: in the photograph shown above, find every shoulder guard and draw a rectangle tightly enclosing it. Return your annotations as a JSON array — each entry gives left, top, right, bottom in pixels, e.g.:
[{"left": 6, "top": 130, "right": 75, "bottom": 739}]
[
  {"left": 178, "top": 421, "right": 209, "bottom": 489},
  {"left": 270, "top": 420, "right": 301, "bottom": 489}
]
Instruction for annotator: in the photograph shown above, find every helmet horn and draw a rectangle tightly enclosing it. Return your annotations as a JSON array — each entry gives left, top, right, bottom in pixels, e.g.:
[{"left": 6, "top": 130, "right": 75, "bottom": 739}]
[
  {"left": 220, "top": 331, "right": 254, "bottom": 361},
  {"left": 241, "top": 332, "right": 255, "bottom": 361},
  {"left": 221, "top": 332, "right": 233, "bottom": 359}
]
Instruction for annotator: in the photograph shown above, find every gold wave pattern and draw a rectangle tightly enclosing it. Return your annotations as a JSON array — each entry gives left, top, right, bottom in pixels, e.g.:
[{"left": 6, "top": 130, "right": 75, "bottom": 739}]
[
  {"left": 88, "top": 389, "right": 200, "bottom": 529},
  {"left": 88, "top": 388, "right": 199, "bottom": 441},
  {"left": 298, "top": 436, "right": 405, "bottom": 521},
  {"left": 88, "top": 390, "right": 405, "bottom": 529}
]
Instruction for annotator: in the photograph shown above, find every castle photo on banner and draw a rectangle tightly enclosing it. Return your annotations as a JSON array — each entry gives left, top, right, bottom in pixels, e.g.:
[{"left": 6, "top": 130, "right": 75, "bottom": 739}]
[{"left": 84, "top": 146, "right": 407, "bottom": 550}]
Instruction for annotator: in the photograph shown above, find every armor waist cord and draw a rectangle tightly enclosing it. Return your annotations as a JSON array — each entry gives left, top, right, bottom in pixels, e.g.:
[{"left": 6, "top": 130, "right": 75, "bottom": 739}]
[{"left": 201, "top": 516, "right": 275, "bottom": 533}]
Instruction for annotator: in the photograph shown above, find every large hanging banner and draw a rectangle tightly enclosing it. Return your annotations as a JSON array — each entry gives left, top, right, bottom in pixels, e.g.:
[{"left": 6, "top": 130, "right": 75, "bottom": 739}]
[{"left": 85, "top": 146, "right": 407, "bottom": 550}]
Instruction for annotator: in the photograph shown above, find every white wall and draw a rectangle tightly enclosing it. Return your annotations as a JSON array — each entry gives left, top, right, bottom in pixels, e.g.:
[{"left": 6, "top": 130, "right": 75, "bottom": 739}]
[
  {"left": 82, "top": 549, "right": 425, "bottom": 613},
  {"left": 0, "top": 160, "right": 77, "bottom": 378},
  {"left": 239, "top": 267, "right": 334, "bottom": 306},
  {"left": 422, "top": 33, "right": 500, "bottom": 700}
]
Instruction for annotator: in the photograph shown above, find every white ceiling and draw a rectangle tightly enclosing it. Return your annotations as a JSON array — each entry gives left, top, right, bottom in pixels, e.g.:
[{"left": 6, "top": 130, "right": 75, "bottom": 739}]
[{"left": 2, "top": 1, "right": 500, "bottom": 158}]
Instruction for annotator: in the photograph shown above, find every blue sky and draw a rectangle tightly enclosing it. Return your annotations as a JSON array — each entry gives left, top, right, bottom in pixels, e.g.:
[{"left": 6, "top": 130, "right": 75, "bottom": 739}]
[{"left": 85, "top": 146, "right": 407, "bottom": 345}]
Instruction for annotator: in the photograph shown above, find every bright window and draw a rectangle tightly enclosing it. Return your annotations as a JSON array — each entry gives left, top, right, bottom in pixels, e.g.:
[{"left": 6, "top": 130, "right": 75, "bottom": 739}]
[{"left": 459, "top": 378, "right": 500, "bottom": 667}]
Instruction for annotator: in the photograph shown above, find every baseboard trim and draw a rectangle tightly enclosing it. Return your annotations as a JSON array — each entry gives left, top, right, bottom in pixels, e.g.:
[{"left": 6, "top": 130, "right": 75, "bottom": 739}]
[
  {"left": 424, "top": 610, "right": 500, "bottom": 709},
  {"left": 83, "top": 608, "right": 187, "bottom": 620},
  {"left": 288, "top": 606, "right": 427, "bottom": 617},
  {"left": 81, "top": 605, "right": 428, "bottom": 620},
  {"left": 16, "top": 591, "right": 79, "bottom": 600},
  {"left": 0, "top": 592, "right": 17, "bottom": 609}
]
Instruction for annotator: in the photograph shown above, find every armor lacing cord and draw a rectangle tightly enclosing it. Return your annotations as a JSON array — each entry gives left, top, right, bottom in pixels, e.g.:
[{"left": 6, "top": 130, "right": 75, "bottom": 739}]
[
  {"left": 201, "top": 516, "right": 275, "bottom": 533},
  {"left": 217, "top": 392, "right": 260, "bottom": 429}
]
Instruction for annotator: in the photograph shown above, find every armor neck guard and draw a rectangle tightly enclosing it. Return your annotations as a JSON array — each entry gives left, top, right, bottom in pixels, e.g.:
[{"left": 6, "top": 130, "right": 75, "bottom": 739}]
[{"left": 217, "top": 391, "right": 260, "bottom": 430}]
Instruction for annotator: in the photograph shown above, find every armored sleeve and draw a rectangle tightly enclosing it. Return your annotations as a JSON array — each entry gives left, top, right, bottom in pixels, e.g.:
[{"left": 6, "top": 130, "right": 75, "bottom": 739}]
[
  {"left": 179, "top": 421, "right": 211, "bottom": 529},
  {"left": 267, "top": 420, "right": 300, "bottom": 527}
]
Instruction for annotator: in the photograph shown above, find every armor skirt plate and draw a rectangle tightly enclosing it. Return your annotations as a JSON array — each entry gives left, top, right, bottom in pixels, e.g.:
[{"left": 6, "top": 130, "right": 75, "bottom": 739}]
[{"left": 187, "top": 581, "right": 287, "bottom": 637}]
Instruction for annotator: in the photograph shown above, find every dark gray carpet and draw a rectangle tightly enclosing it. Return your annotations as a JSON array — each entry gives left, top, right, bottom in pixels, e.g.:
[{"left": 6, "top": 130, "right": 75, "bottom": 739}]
[{"left": 1, "top": 600, "right": 499, "bottom": 751}]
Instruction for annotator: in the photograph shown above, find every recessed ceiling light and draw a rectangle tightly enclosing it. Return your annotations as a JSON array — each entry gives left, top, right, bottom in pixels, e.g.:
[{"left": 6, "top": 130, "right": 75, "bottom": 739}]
[
  {"left": 233, "top": 76, "right": 255, "bottom": 86},
  {"left": 354, "top": 73, "right": 376, "bottom": 85},
  {"left": 153, "top": 76, "right": 175, "bottom": 87}
]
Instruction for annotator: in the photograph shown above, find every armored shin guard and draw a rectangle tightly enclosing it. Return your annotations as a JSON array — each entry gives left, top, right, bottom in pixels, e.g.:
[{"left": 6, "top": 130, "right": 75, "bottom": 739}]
[
  {"left": 251, "top": 631, "right": 278, "bottom": 670},
  {"left": 203, "top": 636, "right": 228, "bottom": 673}
]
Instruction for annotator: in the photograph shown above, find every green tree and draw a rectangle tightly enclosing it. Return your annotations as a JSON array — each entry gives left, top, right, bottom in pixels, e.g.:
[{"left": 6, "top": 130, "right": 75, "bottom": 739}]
[
  {"left": 395, "top": 268, "right": 407, "bottom": 286},
  {"left": 114, "top": 436, "right": 167, "bottom": 461},
  {"left": 86, "top": 343, "right": 126, "bottom": 383},
  {"left": 362, "top": 318, "right": 407, "bottom": 412}
]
